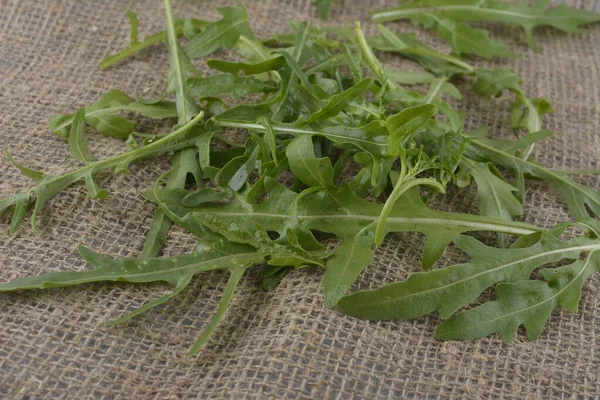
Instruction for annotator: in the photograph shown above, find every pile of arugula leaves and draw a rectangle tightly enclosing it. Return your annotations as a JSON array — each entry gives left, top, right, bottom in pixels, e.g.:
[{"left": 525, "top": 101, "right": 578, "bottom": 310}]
[{"left": 1, "top": 0, "right": 600, "bottom": 355}]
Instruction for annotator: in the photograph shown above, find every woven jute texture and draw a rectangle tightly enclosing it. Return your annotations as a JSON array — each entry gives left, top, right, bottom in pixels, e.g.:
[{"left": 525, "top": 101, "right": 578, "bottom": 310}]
[{"left": 1, "top": 0, "right": 599, "bottom": 398}]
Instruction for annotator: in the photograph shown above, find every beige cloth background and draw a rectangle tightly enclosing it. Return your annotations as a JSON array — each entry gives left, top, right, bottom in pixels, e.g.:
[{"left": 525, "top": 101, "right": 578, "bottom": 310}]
[{"left": 1, "top": 0, "right": 599, "bottom": 398}]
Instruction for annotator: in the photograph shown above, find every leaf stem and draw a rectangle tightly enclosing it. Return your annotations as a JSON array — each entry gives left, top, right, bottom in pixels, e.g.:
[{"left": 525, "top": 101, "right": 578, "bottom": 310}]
[
  {"left": 374, "top": 148, "right": 446, "bottom": 245},
  {"left": 353, "top": 22, "right": 390, "bottom": 86},
  {"left": 99, "top": 24, "right": 185, "bottom": 70}
]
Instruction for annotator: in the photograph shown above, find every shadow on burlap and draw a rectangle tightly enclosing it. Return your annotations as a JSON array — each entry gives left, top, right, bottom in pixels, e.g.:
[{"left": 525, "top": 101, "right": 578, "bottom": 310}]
[{"left": 0, "top": 0, "right": 599, "bottom": 398}]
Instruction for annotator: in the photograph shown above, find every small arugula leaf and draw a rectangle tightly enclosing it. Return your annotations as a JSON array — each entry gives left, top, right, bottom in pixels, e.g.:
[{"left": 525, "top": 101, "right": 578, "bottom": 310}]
[
  {"left": 215, "top": 141, "right": 259, "bottom": 191},
  {"left": 68, "top": 109, "right": 95, "bottom": 164},
  {"left": 49, "top": 90, "right": 177, "bottom": 139},
  {"left": 385, "top": 104, "right": 437, "bottom": 152},
  {"left": 457, "top": 159, "right": 523, "bottom": 247},
  {"left": 386, "top": 78, "right": 463, "bottom": 131},
  {"left": 435, "top": 250, "right": 600, "bottom": 341},
  {"left": 473, "top": 68, "right": 522, "bottom": 98},
  {"left": 300, "top": 77, "right": 373, "bottom": 125},
  {"left": 98, "top": 12, "right": 210, "bottom": 70},
  {"left": 315, "top": 0, "right": 333, "bottom": 20},
  {"left": 470, "top": 138, "right": 600, "bottom": 219},
  {"left": 127, "top": 9, "right": 139, "bottom": 44},
  {"left": 188, "top": 74, "right": 278, "bottom": 99},
  {"left": 323, "top": 228, "right": 374, "bottom": 308},
  {"left": 185, "top": 5, "right": 253, "bottom": 59},
  {"left": 206, "top": 56, "right": 285, "bottom": 76},
  {"left": 338, "top": 233, "right": 600, "bottom": 320},
  {"left": 261, "top": 265, "right": 289, "bottom": 291},
  {"left": 287, "top": 135, "right": 334, "bottom": 188},
  {"left": 373, "top": 25, "right": 475, "bottom": 74},
  {"left": 372, "top": 0, "right": 600, "bottom": 51}
]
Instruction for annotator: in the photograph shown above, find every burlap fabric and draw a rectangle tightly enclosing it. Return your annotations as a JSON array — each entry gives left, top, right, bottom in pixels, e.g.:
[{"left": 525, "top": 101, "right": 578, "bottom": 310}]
[{"left": 1, "top": 0, "right": 599, "bottom": 398}]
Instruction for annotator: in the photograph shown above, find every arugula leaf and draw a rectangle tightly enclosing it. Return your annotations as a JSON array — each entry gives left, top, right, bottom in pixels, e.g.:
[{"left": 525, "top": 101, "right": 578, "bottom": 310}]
[
  {"left": 338, "top": 232, "right": 600, "bottom": 319},
  {"left": 185, "top": 5, "right": 253, "bottom": 59},
  {"left": 300, "top": 77, "right": 373, "bottom": 125},
  {"left": 436, "top": 249, "right": 600, "bottom": 341},
  {"left": 469, "top": 138, "right": 600, "bottom": 219},
  {"left": 457, "top": 159, "right": 522, "bottom": 247},
  {"left": 372, "top": 0, "right": 600, "bottom": 50},
  {"left": 315, "top": 0, "right": 333, "bottom": 20},
  {"left": 49, "top": 89, "right": 177, "bottom": 139},
  {"left": 286, "top": 135, "right": 334, "bottom": 188},
  {"left": 68, "top": 109, "right": 96, "bottom": 164},
  {"left": 373, "top": 24, "right": 475, "bottom": 73},
  {"left": 0, "top": 238, "right": 264, "bottom": 355},
  {"left": 206, "top": 56, "right": 285, "bottom": 76},
  {"left": 1, "top": 112, "right": 204, "bottom": 234},
  {"left": 188, "top": 74, "right": 278, "bottom": 99}
]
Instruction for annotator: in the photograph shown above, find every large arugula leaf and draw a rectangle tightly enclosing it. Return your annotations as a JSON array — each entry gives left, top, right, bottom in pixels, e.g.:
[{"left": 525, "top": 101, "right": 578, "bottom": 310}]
[
  {"left": 338, "top": 231, "right": 600, "bottom": 320},
  {"left": 372, "top": 0, "right": 600, "bottom": 51},
  {"left": 436, "top": 249, "right": 600, "bottom": 341},
  {"left": 0, "top": 237, "right": 264, "bottom": 356}
]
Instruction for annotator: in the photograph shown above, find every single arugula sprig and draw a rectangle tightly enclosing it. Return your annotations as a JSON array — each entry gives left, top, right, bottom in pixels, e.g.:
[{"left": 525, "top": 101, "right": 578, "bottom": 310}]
[
  {"left": 0, "top": 112, "right": 205, "bottom": 234},
  {"left": 372, "top": 0, "right": 600, "bottom": 54}
]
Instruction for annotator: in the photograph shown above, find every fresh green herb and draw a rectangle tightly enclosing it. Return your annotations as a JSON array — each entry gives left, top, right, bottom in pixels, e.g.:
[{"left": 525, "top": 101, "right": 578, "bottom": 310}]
[{"left": 1, "top": 1, "right": 599, "bottom": 353}]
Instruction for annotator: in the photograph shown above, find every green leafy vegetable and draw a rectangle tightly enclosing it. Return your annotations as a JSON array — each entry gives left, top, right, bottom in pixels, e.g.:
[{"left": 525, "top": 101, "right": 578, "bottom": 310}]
[{"left": 2, "top": 0, "right": 600, "bottom": 353}]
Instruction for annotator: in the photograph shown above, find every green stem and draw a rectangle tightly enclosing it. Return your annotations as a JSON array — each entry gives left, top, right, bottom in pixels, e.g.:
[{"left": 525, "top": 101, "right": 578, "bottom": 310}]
[
  {"left": 551, "top": 168, "right": 600, "bottom": 175},
  {"left": 397, "top": 46, "right": 474, "bottom": 72},
  {"left": 353, "top": 22, "right": 389, "bottom": 85},
  {"left": 99, "top": 25, "right": 184, "bottom": 70},
  {"left": 2, "top": 112, "right": 204, "bottom": 203},
  {"left": 90, "top": 112, "right": 204, "bottom": 174},
  {"left": 375, "top": 177, "right": 446, "bottom": 245}
]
